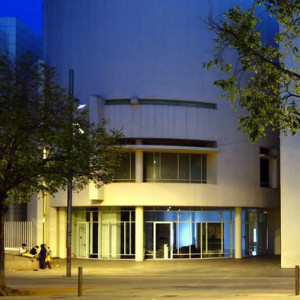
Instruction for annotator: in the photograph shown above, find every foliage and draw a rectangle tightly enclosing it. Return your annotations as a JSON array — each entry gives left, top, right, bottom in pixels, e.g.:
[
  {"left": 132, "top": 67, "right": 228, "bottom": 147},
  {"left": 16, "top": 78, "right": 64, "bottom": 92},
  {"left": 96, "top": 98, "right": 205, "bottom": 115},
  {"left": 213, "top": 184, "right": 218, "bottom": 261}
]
[
  {"left": 204, "top": 0, "right": 300, "bottom": 142},
  {"left": 0, "top": 53, "right": 123, "bottom": 206}
]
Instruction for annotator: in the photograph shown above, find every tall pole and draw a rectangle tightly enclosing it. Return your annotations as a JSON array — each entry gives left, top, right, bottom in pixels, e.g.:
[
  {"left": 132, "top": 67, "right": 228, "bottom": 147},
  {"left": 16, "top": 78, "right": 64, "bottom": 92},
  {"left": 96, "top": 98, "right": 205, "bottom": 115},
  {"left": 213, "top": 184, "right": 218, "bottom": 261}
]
[{"left": 66, "top": 69, "right": 74, "bottom": 277}]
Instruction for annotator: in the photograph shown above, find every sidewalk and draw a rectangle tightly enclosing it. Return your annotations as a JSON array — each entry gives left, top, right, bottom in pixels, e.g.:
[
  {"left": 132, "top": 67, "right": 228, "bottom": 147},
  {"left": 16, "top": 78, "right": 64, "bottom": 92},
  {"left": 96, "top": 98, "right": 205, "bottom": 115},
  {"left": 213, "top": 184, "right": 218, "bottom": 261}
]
[{"left": 3, "top": 256, "right": 298, "bottom": 299}]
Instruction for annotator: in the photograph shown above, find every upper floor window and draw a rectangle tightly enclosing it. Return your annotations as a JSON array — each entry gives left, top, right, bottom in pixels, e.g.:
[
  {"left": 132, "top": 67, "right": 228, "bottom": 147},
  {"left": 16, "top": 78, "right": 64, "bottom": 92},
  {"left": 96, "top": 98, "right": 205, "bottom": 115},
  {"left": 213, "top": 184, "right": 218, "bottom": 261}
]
[
  {"left": 114, "top": 152, "right": 135, "bottom": 182},
  {"left": 143, "top": 152, "right": 207, "bottom": 183},
  {"left": 260, "top": 147, "right": 277, "bottom": 188},
  {"left": 260, "top": 157, "right": 269, "bottom": 187}
]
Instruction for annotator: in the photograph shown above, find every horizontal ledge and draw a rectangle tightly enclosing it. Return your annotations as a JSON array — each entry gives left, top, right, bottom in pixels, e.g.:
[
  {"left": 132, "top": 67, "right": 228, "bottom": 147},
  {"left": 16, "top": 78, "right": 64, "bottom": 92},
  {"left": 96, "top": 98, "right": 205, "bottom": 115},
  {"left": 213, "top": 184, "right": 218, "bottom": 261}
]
[{"left": 122, "top": 145, "right": 218, "bottom": 153}]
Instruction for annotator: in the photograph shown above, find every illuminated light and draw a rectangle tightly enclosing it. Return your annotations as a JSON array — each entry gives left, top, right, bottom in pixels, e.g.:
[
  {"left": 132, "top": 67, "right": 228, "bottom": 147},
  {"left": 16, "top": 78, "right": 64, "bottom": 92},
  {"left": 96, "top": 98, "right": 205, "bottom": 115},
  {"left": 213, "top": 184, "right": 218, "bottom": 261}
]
[
  {"left": 75, "top": 98, "right": 86, "bottom": 110},
  {"left": 253, "top": 228, "right": 257, "bottom": 243},
  {"left": 77, "top": 103, "right": 86, "bottom": 109}
]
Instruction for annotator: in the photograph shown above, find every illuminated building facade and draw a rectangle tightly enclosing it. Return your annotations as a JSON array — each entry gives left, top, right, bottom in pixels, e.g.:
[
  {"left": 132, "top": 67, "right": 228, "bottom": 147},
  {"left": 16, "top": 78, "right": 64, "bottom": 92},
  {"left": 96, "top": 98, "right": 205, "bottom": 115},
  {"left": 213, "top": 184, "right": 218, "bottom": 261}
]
[{"left": 41, "top": 0, "right": 281, "bottom": 261}]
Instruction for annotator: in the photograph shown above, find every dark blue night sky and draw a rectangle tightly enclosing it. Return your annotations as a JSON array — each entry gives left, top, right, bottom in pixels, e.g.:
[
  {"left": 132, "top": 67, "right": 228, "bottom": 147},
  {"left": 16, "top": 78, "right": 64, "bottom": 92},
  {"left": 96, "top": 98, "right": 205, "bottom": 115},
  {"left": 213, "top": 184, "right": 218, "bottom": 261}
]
[{"left": 0, "top": 0, "right": 43, "bottom": 35}]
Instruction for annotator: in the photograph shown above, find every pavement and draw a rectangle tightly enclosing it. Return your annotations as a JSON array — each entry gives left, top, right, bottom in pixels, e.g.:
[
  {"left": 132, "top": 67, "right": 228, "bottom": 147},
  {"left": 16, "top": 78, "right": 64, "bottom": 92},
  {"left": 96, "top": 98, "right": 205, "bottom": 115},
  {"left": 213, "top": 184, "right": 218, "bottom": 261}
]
[{"left": 3, "top": 255, "right": 300, "bottom": 299}]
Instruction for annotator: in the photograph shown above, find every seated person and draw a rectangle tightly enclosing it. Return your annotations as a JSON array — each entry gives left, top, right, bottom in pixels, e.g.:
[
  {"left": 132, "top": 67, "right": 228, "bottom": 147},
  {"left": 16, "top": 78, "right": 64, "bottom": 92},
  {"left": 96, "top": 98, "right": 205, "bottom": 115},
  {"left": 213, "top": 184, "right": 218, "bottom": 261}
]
[
  {"left": 30, "top": 245, "right": 39, "bottom": 256},
  {"left": 19, "top": 243, "right": 28, "bottom": 255}
]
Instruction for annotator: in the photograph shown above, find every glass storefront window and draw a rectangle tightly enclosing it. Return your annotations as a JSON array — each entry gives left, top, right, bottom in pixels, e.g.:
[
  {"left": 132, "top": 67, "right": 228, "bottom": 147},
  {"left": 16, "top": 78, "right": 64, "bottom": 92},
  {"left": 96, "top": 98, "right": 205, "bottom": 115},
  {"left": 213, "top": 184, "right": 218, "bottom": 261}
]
[
  {"left": 242, "top": 209, "right": 268, "bottom": 257},
  {"left": 144, "top": 208, "right": 234, "bottom": 259},
  {"left": 71, "top": 207, "right": 267, "bottom": 260}
]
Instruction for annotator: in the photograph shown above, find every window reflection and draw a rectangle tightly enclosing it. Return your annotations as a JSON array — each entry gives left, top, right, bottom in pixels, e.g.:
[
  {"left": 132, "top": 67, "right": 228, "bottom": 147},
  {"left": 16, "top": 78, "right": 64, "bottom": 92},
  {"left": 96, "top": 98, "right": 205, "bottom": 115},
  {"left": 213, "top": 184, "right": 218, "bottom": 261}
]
[{"left": 144, "top": 152, "right": 207, "bottom": 183}]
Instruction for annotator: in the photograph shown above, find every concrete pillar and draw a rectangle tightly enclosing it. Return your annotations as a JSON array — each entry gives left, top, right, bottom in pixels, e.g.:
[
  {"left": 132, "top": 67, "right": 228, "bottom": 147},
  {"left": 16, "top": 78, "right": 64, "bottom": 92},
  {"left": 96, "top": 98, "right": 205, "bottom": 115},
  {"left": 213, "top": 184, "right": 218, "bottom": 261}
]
[
  {"left": 235, "top": 207, "right": 242, "bottom": 259},
  {"left": 135, "top": 206, "right": 144, "bottom": 261},
  {"left": 48, "top": 207, "right": 58, "bottom": 256},
  {"left": 58, "top": 207, "right": 67, "bottom": 258},
  {"left": 267, "top": 208, "right": 281, "bottom": 255},
  {"left": 135, "top": 139, "right": 143, "bottom": 183},
  {"left": 89, "top": 95, "right": 104, "bottom": 125},
  {"left": 27, "top": 194, "right": 44, "bottom": 247}
]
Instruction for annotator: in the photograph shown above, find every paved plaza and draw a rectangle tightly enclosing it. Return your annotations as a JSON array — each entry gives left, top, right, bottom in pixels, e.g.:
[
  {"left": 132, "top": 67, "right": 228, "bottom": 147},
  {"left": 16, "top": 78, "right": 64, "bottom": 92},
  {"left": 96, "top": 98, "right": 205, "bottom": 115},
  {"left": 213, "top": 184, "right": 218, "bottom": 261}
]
[{"left": 3, "top": 256, "right": 299, "bottom": 299}]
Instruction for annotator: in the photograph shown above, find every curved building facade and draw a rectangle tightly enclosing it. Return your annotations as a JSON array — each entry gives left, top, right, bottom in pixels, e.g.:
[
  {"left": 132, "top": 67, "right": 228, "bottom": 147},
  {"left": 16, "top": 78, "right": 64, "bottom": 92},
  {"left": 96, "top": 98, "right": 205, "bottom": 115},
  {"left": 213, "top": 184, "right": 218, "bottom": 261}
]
[{"left": 42, "top": 0, "right": 280, "bottom": 261}]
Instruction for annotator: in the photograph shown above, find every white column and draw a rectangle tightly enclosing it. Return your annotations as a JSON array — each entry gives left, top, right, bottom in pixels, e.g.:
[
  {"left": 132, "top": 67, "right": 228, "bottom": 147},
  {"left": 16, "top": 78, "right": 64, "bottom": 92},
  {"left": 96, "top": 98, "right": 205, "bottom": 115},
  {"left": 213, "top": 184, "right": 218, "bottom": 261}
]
[
  {"left": 235, "top": 207, "right": 242, "bottom": 259},
  {"left": 89, "top": 95, "right": 104, "bottom": 125},
  {"left": 135, "top": 139, "right": 143, "bottom": 183},
  {"left": 27, "top": 194, "right": 44, "bottom": 247},
  {"left": 48, "top": 207, "right": 58, "bottom": 256},
  {"left": 58, "top": 207, "right": 67, "bottom": 258},
  {"left": 135, "top": 206, "right": 144, "bottom": 261},
  {"left": 267, "top": 208, "right": 281, "bottom": 255}
]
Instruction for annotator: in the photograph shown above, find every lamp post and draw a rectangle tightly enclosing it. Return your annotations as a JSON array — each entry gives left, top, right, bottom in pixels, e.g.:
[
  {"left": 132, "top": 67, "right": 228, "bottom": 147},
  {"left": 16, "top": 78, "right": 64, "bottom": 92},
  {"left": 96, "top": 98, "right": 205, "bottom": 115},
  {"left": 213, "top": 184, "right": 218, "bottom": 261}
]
[{"left": 66, "top": 69, "right": 74, "bottom": 277}]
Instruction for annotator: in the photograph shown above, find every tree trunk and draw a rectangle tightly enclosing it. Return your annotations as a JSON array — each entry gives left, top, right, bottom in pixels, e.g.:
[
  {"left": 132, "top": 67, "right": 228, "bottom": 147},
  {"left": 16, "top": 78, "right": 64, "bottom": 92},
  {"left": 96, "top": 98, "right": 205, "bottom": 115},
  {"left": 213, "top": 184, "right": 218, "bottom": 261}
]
[{"left": 0, "top": 196, "right": 7, "bottom": 295}]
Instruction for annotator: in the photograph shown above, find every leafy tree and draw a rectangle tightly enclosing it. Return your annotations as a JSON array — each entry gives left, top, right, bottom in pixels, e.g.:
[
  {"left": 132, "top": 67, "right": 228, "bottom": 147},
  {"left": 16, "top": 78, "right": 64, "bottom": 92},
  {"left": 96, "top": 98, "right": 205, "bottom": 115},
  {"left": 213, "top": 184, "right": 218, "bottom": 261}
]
[
  {"left": 0, "top": 54, "right": 123, "bottom": 295},
  {"left": 204, "top": 0, "right": 300, "bottom": 142}
]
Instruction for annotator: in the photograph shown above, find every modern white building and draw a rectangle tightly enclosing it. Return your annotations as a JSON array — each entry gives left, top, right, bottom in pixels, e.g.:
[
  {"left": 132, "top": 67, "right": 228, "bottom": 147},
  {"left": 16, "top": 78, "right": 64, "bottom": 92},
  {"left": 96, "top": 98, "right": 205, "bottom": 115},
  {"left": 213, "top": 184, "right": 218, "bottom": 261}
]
[{"left": 38, "top": 0, "right": 282, "bottom": 262}]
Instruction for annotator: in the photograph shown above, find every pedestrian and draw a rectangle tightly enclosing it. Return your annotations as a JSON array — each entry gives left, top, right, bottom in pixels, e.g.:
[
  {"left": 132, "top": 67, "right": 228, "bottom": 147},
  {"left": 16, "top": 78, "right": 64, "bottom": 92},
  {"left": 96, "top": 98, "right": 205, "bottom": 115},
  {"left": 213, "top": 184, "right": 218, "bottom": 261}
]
[
  {"left": 45, "top": 246, "right": 52, "bottom": 269},
  {"left": 39, "top": 244, "right": 47, "bottom": 269}
]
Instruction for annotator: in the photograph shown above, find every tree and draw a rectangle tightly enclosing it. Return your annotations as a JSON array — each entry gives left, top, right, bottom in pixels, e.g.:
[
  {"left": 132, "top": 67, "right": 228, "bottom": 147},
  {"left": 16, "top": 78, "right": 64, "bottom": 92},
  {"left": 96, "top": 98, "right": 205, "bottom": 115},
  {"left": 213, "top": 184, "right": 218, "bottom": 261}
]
[
  {"left": 0, "top": 54, "right": 123, "bottom": 295},
  {"left": 204, "top": 0, "right": 300, "bottom": 142}
]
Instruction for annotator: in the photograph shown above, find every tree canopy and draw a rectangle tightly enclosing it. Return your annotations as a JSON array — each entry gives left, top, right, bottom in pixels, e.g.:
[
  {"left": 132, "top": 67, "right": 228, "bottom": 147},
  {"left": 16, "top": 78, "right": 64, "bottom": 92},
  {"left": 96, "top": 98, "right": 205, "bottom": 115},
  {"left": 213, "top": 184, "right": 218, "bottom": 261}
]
[
  {"left": 0, "top": 54, "right": 123, "bottom": 293},
  {"left": 204, "top": 0, "right": 300, "bottom": 142}
]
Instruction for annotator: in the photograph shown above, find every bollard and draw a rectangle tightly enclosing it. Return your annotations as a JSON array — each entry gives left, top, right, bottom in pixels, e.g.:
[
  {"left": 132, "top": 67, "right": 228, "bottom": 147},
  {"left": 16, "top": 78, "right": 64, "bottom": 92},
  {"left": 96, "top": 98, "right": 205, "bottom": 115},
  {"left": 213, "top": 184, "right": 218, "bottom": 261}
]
[
  {"left": 296, "top": 265, "right": 299, "bottom": 296},
  {"left": 78, "top": 266, "right": 83, "bottom": 297}
]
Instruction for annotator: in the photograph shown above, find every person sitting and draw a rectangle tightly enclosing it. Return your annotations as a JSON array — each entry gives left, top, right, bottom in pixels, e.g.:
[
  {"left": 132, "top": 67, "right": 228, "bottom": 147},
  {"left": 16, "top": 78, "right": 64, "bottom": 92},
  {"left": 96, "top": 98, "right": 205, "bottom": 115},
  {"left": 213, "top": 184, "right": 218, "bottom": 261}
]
[
  {"left": 30, "top": 245, "right": 39, "bottom": 256},
  {"left": 19, "top": 243, "right": 28, "bottom": 255}
]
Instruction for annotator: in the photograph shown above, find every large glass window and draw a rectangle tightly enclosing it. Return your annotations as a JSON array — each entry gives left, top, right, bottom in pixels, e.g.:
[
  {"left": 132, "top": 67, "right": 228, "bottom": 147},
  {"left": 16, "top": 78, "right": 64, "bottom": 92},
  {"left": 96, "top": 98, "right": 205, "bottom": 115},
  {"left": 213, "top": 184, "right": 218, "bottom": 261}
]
[
  {"left": 114, "top": 152, "right": 135, "bottom": 181},
  {"left": 72, "top": 207, "right": 135, "bottom": 259},
  {"left": 144, "top": 208, "right": 233, "bottom": 259},
  {"left": 161, "top": 153, "right": 177, "bottom": 179},
  {"left": 144, "top": 152, "right": 207, "bottom": 183}
]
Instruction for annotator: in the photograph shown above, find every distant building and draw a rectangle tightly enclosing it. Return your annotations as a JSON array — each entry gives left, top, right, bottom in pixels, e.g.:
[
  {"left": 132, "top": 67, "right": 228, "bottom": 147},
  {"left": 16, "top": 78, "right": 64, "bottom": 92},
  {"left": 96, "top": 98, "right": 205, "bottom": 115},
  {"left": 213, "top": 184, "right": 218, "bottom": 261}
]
[
  {"left": 1, "top": 18, "right": 42, "bottom": 223},
  {"left": 0, "top": 17, "right": 42, "bottom": 59}
]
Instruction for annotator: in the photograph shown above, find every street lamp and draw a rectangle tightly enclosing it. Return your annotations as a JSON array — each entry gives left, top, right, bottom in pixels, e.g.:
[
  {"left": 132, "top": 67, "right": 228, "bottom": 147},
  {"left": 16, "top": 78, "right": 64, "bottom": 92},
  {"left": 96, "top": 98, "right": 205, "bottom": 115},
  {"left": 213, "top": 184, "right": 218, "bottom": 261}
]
[
  {"left": 66, "top": 70, "right": 86, "bottom": 277},
  {"left": 66, "top": 69, "right": 74, "bottom": 277}
]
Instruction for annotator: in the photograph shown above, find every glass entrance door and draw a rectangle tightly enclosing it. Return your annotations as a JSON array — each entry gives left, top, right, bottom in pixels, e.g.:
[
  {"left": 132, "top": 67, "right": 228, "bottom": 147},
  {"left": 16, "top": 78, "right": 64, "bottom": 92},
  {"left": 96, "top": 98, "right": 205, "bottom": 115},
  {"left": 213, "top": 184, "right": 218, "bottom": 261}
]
[
  {"left": 77, "top": 222, "right": 88, "bottom": 258},
  {"left": 154, "top": 222, "right": 172, "bottom": 259},
  {"left": 198, "top": 222, "right": 223, "bottom": 257}
]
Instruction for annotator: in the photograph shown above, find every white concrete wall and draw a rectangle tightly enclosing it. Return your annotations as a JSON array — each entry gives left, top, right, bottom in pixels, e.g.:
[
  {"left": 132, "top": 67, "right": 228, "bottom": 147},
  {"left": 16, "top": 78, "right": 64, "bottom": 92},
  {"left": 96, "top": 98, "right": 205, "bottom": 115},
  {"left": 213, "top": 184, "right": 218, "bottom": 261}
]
[
  {"left": 50, "top": 181, "right": 278, "bottom": 209},
  {"left": 281, "top": 135, "right": 300, "bottom": 267},
  {"left": 279, "top": 32, "right": 300, "bottom": 267}
]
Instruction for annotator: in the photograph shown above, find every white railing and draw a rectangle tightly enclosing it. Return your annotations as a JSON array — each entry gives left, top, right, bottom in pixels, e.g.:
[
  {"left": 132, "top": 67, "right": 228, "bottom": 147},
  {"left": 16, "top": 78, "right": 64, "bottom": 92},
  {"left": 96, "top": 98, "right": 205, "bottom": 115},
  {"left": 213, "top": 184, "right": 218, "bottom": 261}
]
[{"left": 4, "top": 221, "right": 33, "bottom": 251}]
